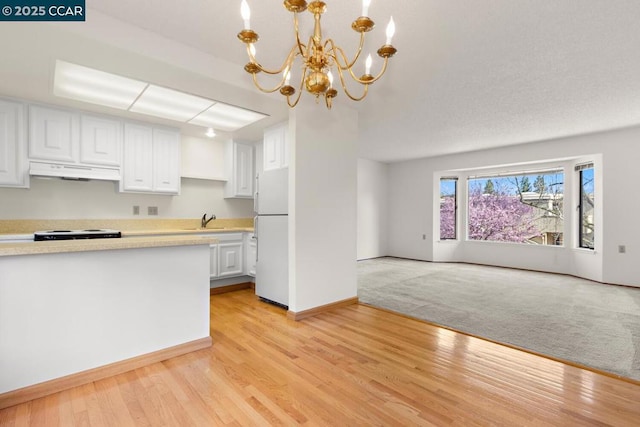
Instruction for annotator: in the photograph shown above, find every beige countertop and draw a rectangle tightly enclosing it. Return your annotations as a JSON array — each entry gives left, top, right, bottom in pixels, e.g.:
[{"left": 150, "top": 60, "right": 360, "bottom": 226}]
[
  {"left": 122, "top": 227, "right": 253, "bottom": 237},
  {"left": 0, "top": 235, "right": 218, "bottom": 257}
]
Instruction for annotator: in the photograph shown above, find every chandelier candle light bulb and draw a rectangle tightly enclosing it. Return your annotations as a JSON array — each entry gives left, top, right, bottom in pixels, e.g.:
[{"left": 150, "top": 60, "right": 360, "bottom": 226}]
[
  {"left": 237, "top": 0, "right": 397, "bottom": 109},
  {"left": 362, "top": 0, "right": 371, "bottom": 17},
  {"left": 365, "top": 54, "right": 372, "bottom": 75},
  {"left": 386, "top": 16, "right": 395, "bottom": 45},
  {"left": 241, "top": 0, "right": 251, "bottom": 29}
]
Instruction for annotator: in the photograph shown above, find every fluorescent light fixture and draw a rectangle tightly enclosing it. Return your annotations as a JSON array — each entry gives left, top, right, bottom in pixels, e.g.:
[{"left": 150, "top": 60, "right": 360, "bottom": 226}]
[
  {"left": 189, "top": 103, "right": 267, "bottom": 132},
  {"left": 54, "top": 60, "right": 147, "bottom": 110},
  {"left": 129, "top": 85, "right": 214, "bottom": 122},
  {"left": 53, "top": 60, "right": 269, "bottom": 131}
]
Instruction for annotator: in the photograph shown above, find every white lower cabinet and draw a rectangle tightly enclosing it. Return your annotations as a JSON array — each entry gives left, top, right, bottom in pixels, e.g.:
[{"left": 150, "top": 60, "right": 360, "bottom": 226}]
[
  {"left": 213, "top": 233, "right": 245, "bottom": 279},
  {"left": 209, "top": 244, "right": 219, "bottom": 279},
  {"left": 246, "top": 236, "right": 257, "bottom": 277},
  {"left": 218, "top": 242, "right": 244, "bottom": 277}
]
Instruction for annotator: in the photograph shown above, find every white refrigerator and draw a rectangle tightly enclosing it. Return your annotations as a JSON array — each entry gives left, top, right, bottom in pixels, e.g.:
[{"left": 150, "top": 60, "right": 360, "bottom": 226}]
[{"left": 255, "top": 168, "right": 288, "bottom": 308}]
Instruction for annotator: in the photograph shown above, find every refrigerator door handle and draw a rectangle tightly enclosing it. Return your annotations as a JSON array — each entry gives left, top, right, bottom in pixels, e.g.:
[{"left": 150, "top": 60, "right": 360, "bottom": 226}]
[
  {"left": 254, "top": 173, "right": 259, "bottom": 213},
  {"left": 254, "top": 216, "right": 259, "bottom": 262}
]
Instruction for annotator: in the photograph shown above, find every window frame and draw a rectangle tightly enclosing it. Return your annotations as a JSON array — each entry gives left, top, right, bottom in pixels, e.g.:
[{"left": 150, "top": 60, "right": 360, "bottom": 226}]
[
  {"left": 439, "top": 177, "right": 458, "bottom": 240},
  {"left": 577, "top": 164, "right": 595, "bottom": 250}
]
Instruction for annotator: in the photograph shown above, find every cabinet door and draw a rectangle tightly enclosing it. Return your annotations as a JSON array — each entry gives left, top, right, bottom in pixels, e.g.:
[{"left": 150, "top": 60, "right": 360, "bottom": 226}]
[
  {"left": 0, "top": 99, "right": 27, "bottom": 187},
  {"left": 263, "top": 125, "right": 284, "bottom": 171},
  {"left": 122, "top": 123, "right": 153, "bottom": 192},
  {"left": 234, "top": 142, "right": 254, "bottom": 197},
  {"left": 152, "top": 128, "right": 180, "bottom": 194},
  {"left": 210, "top": 244, "right": 219, "bottom": 279},
  {"left": 218, "top": 242, "right": 244, "bottom": 277},
  {"left": 28, "top": 105, "right": 76, "bottom": 162},
  {"left": 264, "top": 123, "right": 288, "bottom": 171},
  {"left": 246, "top": 239, "right": 257, "bottom": 277},
  {"left": 80, "top": 115, "right": 121, "bottom": 167}
]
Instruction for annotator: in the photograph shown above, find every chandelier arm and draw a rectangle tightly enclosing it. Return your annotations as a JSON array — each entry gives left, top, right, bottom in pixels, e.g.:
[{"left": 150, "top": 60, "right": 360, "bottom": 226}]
[
  {"left": 334, "top": 65, "right": 370, "bottom": 102},
  {"left": 362, "top": 57, "right": 391, "bottom": 84},
  {"left": 343, "top": 56, "right": 390, "bottom": 85},
  {"left": 326, "top": 33, "right": 366, "bottom": 71},
  {"left": 247, "top": 44, "right": 300, "bottom": 76},
  {"left": 293, "top": 12, "right": 306, "bottom": 57},
  {"left": 285, "top": 66, "right": 308, "bottom": 108},
  {"left": 250, "top": 73, "right": 284, "bottom": 94},
  {"left": 342, "top": 82, "right": 370, "bottom": 102}
]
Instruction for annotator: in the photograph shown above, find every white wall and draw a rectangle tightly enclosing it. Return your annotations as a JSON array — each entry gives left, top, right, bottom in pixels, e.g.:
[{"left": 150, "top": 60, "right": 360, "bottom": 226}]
[
  {"left": 289, "top": 101, "right": 358, "bottom": 313},
  {"left": 0, "top": 244, "right": 210, "bottom": 393},
  {"left": 388, "top": 125, "right": 640, "bottom": 288},
  {"left": 357, "top": 159, "right": 388, "bottom": 260},
  {"left": 0, "top": 177, "right": 254, "bottom": 219}
]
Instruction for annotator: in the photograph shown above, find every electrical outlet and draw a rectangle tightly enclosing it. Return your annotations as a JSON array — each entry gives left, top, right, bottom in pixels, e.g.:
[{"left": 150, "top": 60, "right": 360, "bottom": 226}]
[
  {"left": 618, "top": 245, "right": 626, "bottom": 254},
  {"left": 148, "top": 206, "right": 158, "bottom": 216},
  {"left": 133, "top": 205, "right": 140, "bottom": 215}
]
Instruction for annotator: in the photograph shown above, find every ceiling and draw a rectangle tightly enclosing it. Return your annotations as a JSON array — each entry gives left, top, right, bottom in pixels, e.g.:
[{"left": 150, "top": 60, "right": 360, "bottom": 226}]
[{"left": 1, "top": 0, "right": 640, "bottom": 163}]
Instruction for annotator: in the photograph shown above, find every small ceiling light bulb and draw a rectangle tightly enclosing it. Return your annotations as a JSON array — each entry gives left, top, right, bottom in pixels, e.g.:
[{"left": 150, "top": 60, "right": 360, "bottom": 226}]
[
  {"left": 206, "top": 128, "right": 216, "bottom": 138},
  {"left": 328, "top": 70, "right": 334, "bottom": 87},
  {"left": 362, "top": 0, "right": 371, "bottom": 17},
  {"left": 365, "top": 54, "right": 372, "bottom": 75},
  {"left": 241, "top": 0, "right": 251, "bottom": 30},
  {"left": 386, "top": 16, "right": 395, "bottom": 45}
]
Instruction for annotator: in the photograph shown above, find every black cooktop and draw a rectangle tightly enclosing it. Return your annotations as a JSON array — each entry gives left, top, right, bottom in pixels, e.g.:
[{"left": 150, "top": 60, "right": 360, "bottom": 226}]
[{"left": 34, "top": 229, "right": 122, "bottom": 241}]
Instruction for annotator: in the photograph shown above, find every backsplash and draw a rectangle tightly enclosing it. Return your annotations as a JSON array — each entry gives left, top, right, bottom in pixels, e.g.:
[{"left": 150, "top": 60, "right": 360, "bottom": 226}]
[{"left": 0, "top": 176, "right": 254, "bottom": 220}]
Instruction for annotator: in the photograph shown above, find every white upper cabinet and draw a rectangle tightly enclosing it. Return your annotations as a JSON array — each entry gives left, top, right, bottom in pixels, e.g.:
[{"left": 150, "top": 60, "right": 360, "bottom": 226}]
[
  {"left": 122, "top": 123, "right": 153, "bottom": 192},
  {"left": 263, "top": 122, "right": 288, "bottom": 171},
  {"left": 80, "top": 115, "right": 122, "bottom": 167},
  {"left": 0, "top": 99, "right": 28, "bottom": 188},
  {"left": 152, "top": 128, "right": 181, "bottom": 194},
  {"left": 121, "top": 123, "right": 180, "bottom": 195},
  {"left": 29, "top": 105, "right": 122, "bottom": 168},
  {"left": 224, "top": 140, "right": 254, "bottom": 199},
  {"left": 28, "top": 105, "right": 76, "bottom": 163}
]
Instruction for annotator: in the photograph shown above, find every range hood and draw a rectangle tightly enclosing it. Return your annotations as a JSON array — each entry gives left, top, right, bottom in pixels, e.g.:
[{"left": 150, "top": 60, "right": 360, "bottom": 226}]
[{"left": 29, "top": 161, "right": 121, "bottom": 181}]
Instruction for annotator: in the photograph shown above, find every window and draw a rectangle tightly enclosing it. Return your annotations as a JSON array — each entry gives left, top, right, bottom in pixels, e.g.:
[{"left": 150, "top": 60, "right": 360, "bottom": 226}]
[
  {"left": 577, "top": 163, "right": 594, "bottom": 249},
  {"left": 467, "top": 169, "right": 564, "bottom": 245},
  {"left": 440, "top": 177, "right": 457, "bottom": 239}
]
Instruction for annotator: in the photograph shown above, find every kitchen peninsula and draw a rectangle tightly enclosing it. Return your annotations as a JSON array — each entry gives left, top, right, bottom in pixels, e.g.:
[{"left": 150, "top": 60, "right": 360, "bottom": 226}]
[{"left": 0, "top": 234, "right": 214, "bottom": 409}]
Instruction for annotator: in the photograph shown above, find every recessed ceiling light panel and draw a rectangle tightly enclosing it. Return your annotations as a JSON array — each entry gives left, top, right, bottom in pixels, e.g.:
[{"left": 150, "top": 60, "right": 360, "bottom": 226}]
[
  {"left": 53, "top": 60, "right": 268, "bottom": 131},
  {"left": 189, "top": 102, "right": 267, "bottom": 131},
  {"left": 129, "top": 85, "right": 215, "bottom": 122},
  {"left": 53, "top": 60, "right": 147, "bottom": 110}
]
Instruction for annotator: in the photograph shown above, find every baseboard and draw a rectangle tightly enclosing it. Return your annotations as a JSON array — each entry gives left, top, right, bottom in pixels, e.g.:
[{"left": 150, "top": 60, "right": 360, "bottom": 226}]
[
  {"left": 287, "top": 297, "right": 359, "bottom": 321},
  {"left": 0, "top": 336, "right": 212, "bottom": 410},
  {"left": 210, "top": 282, "right": 254, "bottom": 295}
]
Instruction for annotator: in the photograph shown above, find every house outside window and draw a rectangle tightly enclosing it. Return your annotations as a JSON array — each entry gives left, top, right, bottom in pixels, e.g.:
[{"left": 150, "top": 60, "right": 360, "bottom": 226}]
[{"left": 467, "top": 170, "right": 564, "bottom": 245}]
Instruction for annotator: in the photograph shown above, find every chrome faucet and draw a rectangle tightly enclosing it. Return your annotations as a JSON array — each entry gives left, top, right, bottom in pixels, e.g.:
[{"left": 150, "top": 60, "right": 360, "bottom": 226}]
[{"left": 201, "top": 213, "right": 216, "bottom": 228}]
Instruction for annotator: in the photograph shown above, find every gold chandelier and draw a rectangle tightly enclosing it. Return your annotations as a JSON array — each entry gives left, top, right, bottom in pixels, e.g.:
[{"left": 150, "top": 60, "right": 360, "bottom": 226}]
[{"left": 237, "top": 0, "right": 397, "bottom": 109}]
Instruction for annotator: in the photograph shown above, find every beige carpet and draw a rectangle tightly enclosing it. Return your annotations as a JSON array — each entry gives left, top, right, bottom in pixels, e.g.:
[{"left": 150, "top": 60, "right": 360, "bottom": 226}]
[{"left": 358, "top": 257, "right": 640, "bottom": 382}]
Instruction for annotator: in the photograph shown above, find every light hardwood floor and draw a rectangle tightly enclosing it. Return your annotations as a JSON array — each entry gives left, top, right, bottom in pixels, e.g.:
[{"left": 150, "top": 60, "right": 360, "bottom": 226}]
[{"left": 1, "top": 289, "right": 640, "bottom": 426}]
